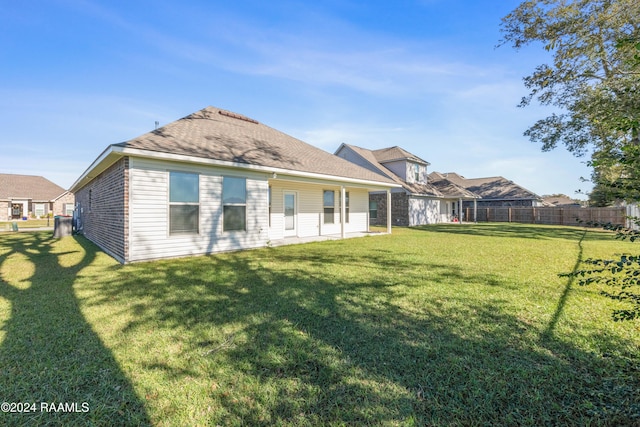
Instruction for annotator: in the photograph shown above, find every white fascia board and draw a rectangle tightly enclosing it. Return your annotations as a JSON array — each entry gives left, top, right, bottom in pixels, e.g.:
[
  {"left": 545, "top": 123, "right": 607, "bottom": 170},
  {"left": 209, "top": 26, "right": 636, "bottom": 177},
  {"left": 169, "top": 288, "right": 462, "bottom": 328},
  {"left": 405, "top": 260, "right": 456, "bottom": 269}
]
[{"left": 69, "top": 145, "right": 122, "bottom": 192}]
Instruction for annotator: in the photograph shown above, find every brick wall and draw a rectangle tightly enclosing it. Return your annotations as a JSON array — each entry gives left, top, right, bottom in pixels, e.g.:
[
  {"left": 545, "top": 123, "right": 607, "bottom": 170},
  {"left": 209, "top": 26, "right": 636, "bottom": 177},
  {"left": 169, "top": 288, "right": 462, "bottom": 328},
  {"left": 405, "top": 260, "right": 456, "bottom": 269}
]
[
  {"left": 75, "top": 157, "right": 129, "bottom": 263},
  {"left": 53, "top": 192, "right": 75, "bottom": 216},
  {"left": 369, "top": 192, "right": 409, "bottom": 227},
  {"left": 1, "top": 201, "right": 8, "bottom": 222}
]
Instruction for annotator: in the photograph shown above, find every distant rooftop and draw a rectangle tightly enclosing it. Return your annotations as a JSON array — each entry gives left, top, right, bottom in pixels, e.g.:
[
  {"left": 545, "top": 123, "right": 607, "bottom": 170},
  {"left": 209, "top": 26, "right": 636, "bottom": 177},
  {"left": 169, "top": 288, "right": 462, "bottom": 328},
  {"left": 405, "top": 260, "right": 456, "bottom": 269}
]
[
  {"left": 371, "top": 146, "right": 430, "bottom": 166},
  {"left": 0, "top": 173, "right": 68, "bottom": 200}
]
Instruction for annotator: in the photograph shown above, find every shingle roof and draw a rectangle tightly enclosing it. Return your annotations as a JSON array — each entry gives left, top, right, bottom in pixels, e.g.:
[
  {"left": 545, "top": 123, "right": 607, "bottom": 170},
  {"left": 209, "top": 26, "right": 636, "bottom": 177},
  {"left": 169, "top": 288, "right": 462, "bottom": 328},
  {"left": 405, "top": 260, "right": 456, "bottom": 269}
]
[
  {"left": 442, "top": 173, "right": 540, "bottom": 200},
  {"left": 114, "top": 106, "right": 397, "bottom": 185},
  {"left": 427, "top": 172, "right": 479, "bottom": 199},
  {"left": 542, "top": 195, "right": 581, "bottom": 206},
  {"left": 371, "top": 146, "right": 430, "bottom": 165},
  {"left": 338, "top": 144, "right": 395, "bottom": 179},
  {"left": 0, "top": 173, "right": 67, "bottom": 201},
  {"left": 339, "top": 144, "right": 442, "bottom": 197}
]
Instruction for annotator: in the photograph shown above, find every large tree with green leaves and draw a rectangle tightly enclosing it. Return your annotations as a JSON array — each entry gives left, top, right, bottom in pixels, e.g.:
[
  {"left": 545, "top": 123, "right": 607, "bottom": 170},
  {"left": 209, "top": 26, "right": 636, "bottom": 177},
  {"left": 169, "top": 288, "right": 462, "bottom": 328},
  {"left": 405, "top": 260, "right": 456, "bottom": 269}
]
[
  {"left": 499, "top": 0, "right": 640, "bottom": 204},
  {"left": 501, "top": 1, "right": 640, "bottom": 321}
]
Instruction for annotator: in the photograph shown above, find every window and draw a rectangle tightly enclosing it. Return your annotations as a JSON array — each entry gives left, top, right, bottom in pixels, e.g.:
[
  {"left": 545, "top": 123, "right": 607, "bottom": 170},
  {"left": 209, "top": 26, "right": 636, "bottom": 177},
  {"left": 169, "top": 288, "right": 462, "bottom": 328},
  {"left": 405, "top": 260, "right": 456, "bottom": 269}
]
[
  {"left": 223, "top": 176, "right": 246, "bottom": 231},
  {"left": 323, "top": 190, "right": 335, "bottom": 224},
  {"left": 414, "top": 164, "right": 420, "bottom": 182},
  {"left": 369, "top": 201, "right": 378, "bottom": 219},
  {"left": 340, "top": 191, "right": 350, "bottom": 223},
  {"left": 34, "top": 203, "right": 45, "bottom": 218},
  {"left": 169, "top": 172, "right": 199, "bottom": 235},
  {"left": 65, "top": 204, "right": 75, "bottom": 216}
]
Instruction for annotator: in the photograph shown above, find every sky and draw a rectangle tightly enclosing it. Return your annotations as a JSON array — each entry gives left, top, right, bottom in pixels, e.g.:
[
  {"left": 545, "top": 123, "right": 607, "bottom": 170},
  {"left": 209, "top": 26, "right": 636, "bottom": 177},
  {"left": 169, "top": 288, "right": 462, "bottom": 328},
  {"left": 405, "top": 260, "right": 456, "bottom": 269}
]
[{"left": 1, "top": 0, "right": 594, "bottom": 199}]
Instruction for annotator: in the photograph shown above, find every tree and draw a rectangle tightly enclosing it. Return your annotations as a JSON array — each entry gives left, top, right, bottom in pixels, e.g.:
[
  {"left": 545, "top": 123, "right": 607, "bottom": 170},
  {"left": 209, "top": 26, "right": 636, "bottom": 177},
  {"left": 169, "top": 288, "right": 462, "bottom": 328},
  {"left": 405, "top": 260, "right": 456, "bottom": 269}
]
[
  {"left": 566, "top": 219, "right": 640, "bottom": 321},
  {"left": 499, "top": 0, "right": 640, "bottom": 204},
  {"left": 501, "top": 1, "right": 640, "bottom": 321}
]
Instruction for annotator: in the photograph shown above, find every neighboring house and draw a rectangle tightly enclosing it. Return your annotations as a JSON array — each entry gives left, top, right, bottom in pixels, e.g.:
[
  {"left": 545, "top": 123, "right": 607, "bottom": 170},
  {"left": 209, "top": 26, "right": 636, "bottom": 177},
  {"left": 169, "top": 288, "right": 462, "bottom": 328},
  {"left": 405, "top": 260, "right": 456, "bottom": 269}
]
[
  {"left": 335, "top": 144, "right": 479, "bottom": 226},
  {"left": 542, "top": 194, "right": 582, "bottom": 207},
  {"left": 427, "top": 172, "right": 482, "bottom": 221},
  {"left": 441, "top": 173, "right": 543, "bottom": 209},
  {"left": 0, "top": 173, "right": 74, "bottom": 222},
  {"left": 70, "top": 106, "right": 399, "bottom": 263}
]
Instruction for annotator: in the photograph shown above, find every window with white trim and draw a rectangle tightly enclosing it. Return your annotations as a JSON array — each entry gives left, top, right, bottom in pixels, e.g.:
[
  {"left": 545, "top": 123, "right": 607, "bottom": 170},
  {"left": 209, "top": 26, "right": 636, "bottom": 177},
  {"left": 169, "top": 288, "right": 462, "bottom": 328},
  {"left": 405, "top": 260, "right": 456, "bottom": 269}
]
[
  {"left": 369, "top": 201, "right": 378, "bottom": 219},
  {"left": 323, "top": 190, "right": 335, "bottom": 224},
  {"left": 223, "top": 176, "right": 247, "bottom": 231},
  {"left": 169, "top": 172, "right": 199, "bottom": 235},
  {"left": 34, "top": 203, "right": 45, "bottom": 217}
]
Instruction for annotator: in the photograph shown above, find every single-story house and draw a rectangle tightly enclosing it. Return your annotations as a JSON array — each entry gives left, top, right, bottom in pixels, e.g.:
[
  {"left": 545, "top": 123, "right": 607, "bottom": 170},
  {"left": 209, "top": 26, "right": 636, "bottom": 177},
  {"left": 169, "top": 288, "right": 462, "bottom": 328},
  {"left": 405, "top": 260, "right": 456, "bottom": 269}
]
[
  {"left": 440, "top": 173, "right": 543, "bottom": 209},
  {"left": 335, "top": 144, "right": 479, "bottom": 226},
  {"left": 542, "top": 195, "right": 582, "bottom": 207},
  {"left": 70, "top": 106, "right": 399, "bottom": 263},
  {"left": 0, "top": 173, "right": 74, "bottom": 221}
]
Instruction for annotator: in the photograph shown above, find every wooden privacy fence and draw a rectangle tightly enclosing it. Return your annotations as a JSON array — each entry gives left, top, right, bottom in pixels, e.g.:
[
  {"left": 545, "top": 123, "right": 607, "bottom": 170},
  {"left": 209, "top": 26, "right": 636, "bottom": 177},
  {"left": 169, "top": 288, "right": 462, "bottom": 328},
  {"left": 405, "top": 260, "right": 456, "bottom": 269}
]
[{"left": 465, "top": 206, "right": 626, "bottom": 226}]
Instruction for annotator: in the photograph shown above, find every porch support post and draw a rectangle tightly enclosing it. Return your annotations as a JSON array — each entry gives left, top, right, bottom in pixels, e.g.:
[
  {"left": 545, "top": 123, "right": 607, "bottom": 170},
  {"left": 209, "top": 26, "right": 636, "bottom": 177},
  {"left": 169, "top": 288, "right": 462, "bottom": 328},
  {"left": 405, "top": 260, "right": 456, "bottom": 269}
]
[
  {"left": 386, "top": 189, "right": 392, "bottom": 234},
  {"left": 340, "top": 186, "right": 346, "bottom": 239},
  {"left": 473, "top": 198, "right": 478, "bottom": 223},
  {"left": 458, "top": 198, "right": 463, "bottom": 224}
]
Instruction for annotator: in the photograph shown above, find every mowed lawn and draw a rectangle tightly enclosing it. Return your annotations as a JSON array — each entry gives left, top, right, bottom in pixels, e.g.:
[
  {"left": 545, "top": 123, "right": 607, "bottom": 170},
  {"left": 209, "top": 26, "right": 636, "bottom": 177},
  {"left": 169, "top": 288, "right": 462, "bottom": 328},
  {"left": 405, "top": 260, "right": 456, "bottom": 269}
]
[{"left": 0, "top": 224, "right": 639, "bottom": 426}]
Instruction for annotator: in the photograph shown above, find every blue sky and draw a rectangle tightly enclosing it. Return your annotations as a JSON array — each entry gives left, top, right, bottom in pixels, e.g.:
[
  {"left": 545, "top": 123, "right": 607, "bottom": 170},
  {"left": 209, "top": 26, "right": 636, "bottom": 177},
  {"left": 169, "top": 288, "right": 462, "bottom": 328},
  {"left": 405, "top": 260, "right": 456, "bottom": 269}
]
[{"left": 1, "top": 0, "right": 593, "bottom": 198}]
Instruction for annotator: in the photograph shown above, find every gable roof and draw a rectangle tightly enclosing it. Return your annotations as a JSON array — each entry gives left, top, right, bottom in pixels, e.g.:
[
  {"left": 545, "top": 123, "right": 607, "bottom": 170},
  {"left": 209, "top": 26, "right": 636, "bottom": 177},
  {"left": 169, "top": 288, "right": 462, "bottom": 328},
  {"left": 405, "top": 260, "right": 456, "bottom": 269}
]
[
  {"left": 427, "top": 172, "right": 480, "bottom": 199},
  {"left": 72, "top": 107, "right": 399, "bottom": 191},
  {"left": 0, "top": 173, "right": 68, "bottom": 201},
  {"left": 442, "top": 172, "right": 541, "bottom": 200},
  {"left": 371, "top": 146, "right": 430, "bottom": 166},
  {"left": 542, "top": 195, "right": 581, "bottom": 206},
  {"left": 336, "top": 144, "right": 442, "bottom": 197}
]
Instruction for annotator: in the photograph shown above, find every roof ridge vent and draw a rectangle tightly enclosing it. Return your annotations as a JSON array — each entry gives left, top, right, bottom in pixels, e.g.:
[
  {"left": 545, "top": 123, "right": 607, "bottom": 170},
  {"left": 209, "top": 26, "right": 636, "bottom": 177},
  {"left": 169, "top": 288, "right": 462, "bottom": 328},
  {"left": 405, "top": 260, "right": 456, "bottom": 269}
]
[{"left": 218, "top": 109, "right": 259, "bottom": 124}]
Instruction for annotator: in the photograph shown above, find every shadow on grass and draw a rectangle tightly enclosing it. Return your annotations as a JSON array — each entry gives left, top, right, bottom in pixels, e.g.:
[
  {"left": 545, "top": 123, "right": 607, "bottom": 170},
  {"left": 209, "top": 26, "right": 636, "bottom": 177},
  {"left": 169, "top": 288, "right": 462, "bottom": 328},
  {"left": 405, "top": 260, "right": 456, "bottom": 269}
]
[
  {"left": 542, "top": 230, "right": 587, "bottom": 340},
  {"left": 0, "top": 232, "right": 150, "bottom": 426},
  {"left": 416, "top": 223, "right": 615, "bottom": 241},
  {"left": 88, "top": 238, "right": 639, "bottom": 425}
]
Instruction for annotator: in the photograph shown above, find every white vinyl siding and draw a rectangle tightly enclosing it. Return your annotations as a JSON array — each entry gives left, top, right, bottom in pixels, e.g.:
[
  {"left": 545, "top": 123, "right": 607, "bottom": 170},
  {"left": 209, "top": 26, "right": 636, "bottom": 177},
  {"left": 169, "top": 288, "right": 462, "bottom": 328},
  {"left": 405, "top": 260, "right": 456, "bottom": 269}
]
[
  {"left": 408, "top": 197, "right": 441, "bottom": 225},
  {"left": 382, "top": 160, "right": 407, "bottom": 181},
  {"left": 268, "top": 181, "right": 369, "bottom": 240},
  {"left": 127, "top": 158, "right": 375, "bottom": 262},
  {"left": 128, "top": 158, "right": 268, "bottom": 262}
]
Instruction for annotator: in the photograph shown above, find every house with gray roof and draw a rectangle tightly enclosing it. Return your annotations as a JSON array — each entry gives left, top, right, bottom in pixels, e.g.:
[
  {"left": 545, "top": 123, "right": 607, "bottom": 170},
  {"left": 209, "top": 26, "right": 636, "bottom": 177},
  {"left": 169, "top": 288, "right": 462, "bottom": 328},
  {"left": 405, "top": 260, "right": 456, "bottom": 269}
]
[
  {"left": 335, "top": 144, "right": 479, "bottom": 226},
  {"left": 0, "top": 173, "right": 74, "bottom": 222},
  {"left": 70, "top": 106, "right": 399, "bottom": 263},
  {"left": 441, "top": 173, "right": 542, "bottom": 209}
]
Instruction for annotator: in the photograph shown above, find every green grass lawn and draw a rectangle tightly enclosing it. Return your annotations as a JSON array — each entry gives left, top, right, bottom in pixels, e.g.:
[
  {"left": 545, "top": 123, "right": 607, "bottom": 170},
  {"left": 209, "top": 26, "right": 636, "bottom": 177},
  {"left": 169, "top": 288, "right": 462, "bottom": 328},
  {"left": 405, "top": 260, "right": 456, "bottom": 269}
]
[
  {"left": 0, "top": 219, "right": 54, "bottom": 230},
  {"left": 0, "top": 224, "right": 639, "bottom": 426}
]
